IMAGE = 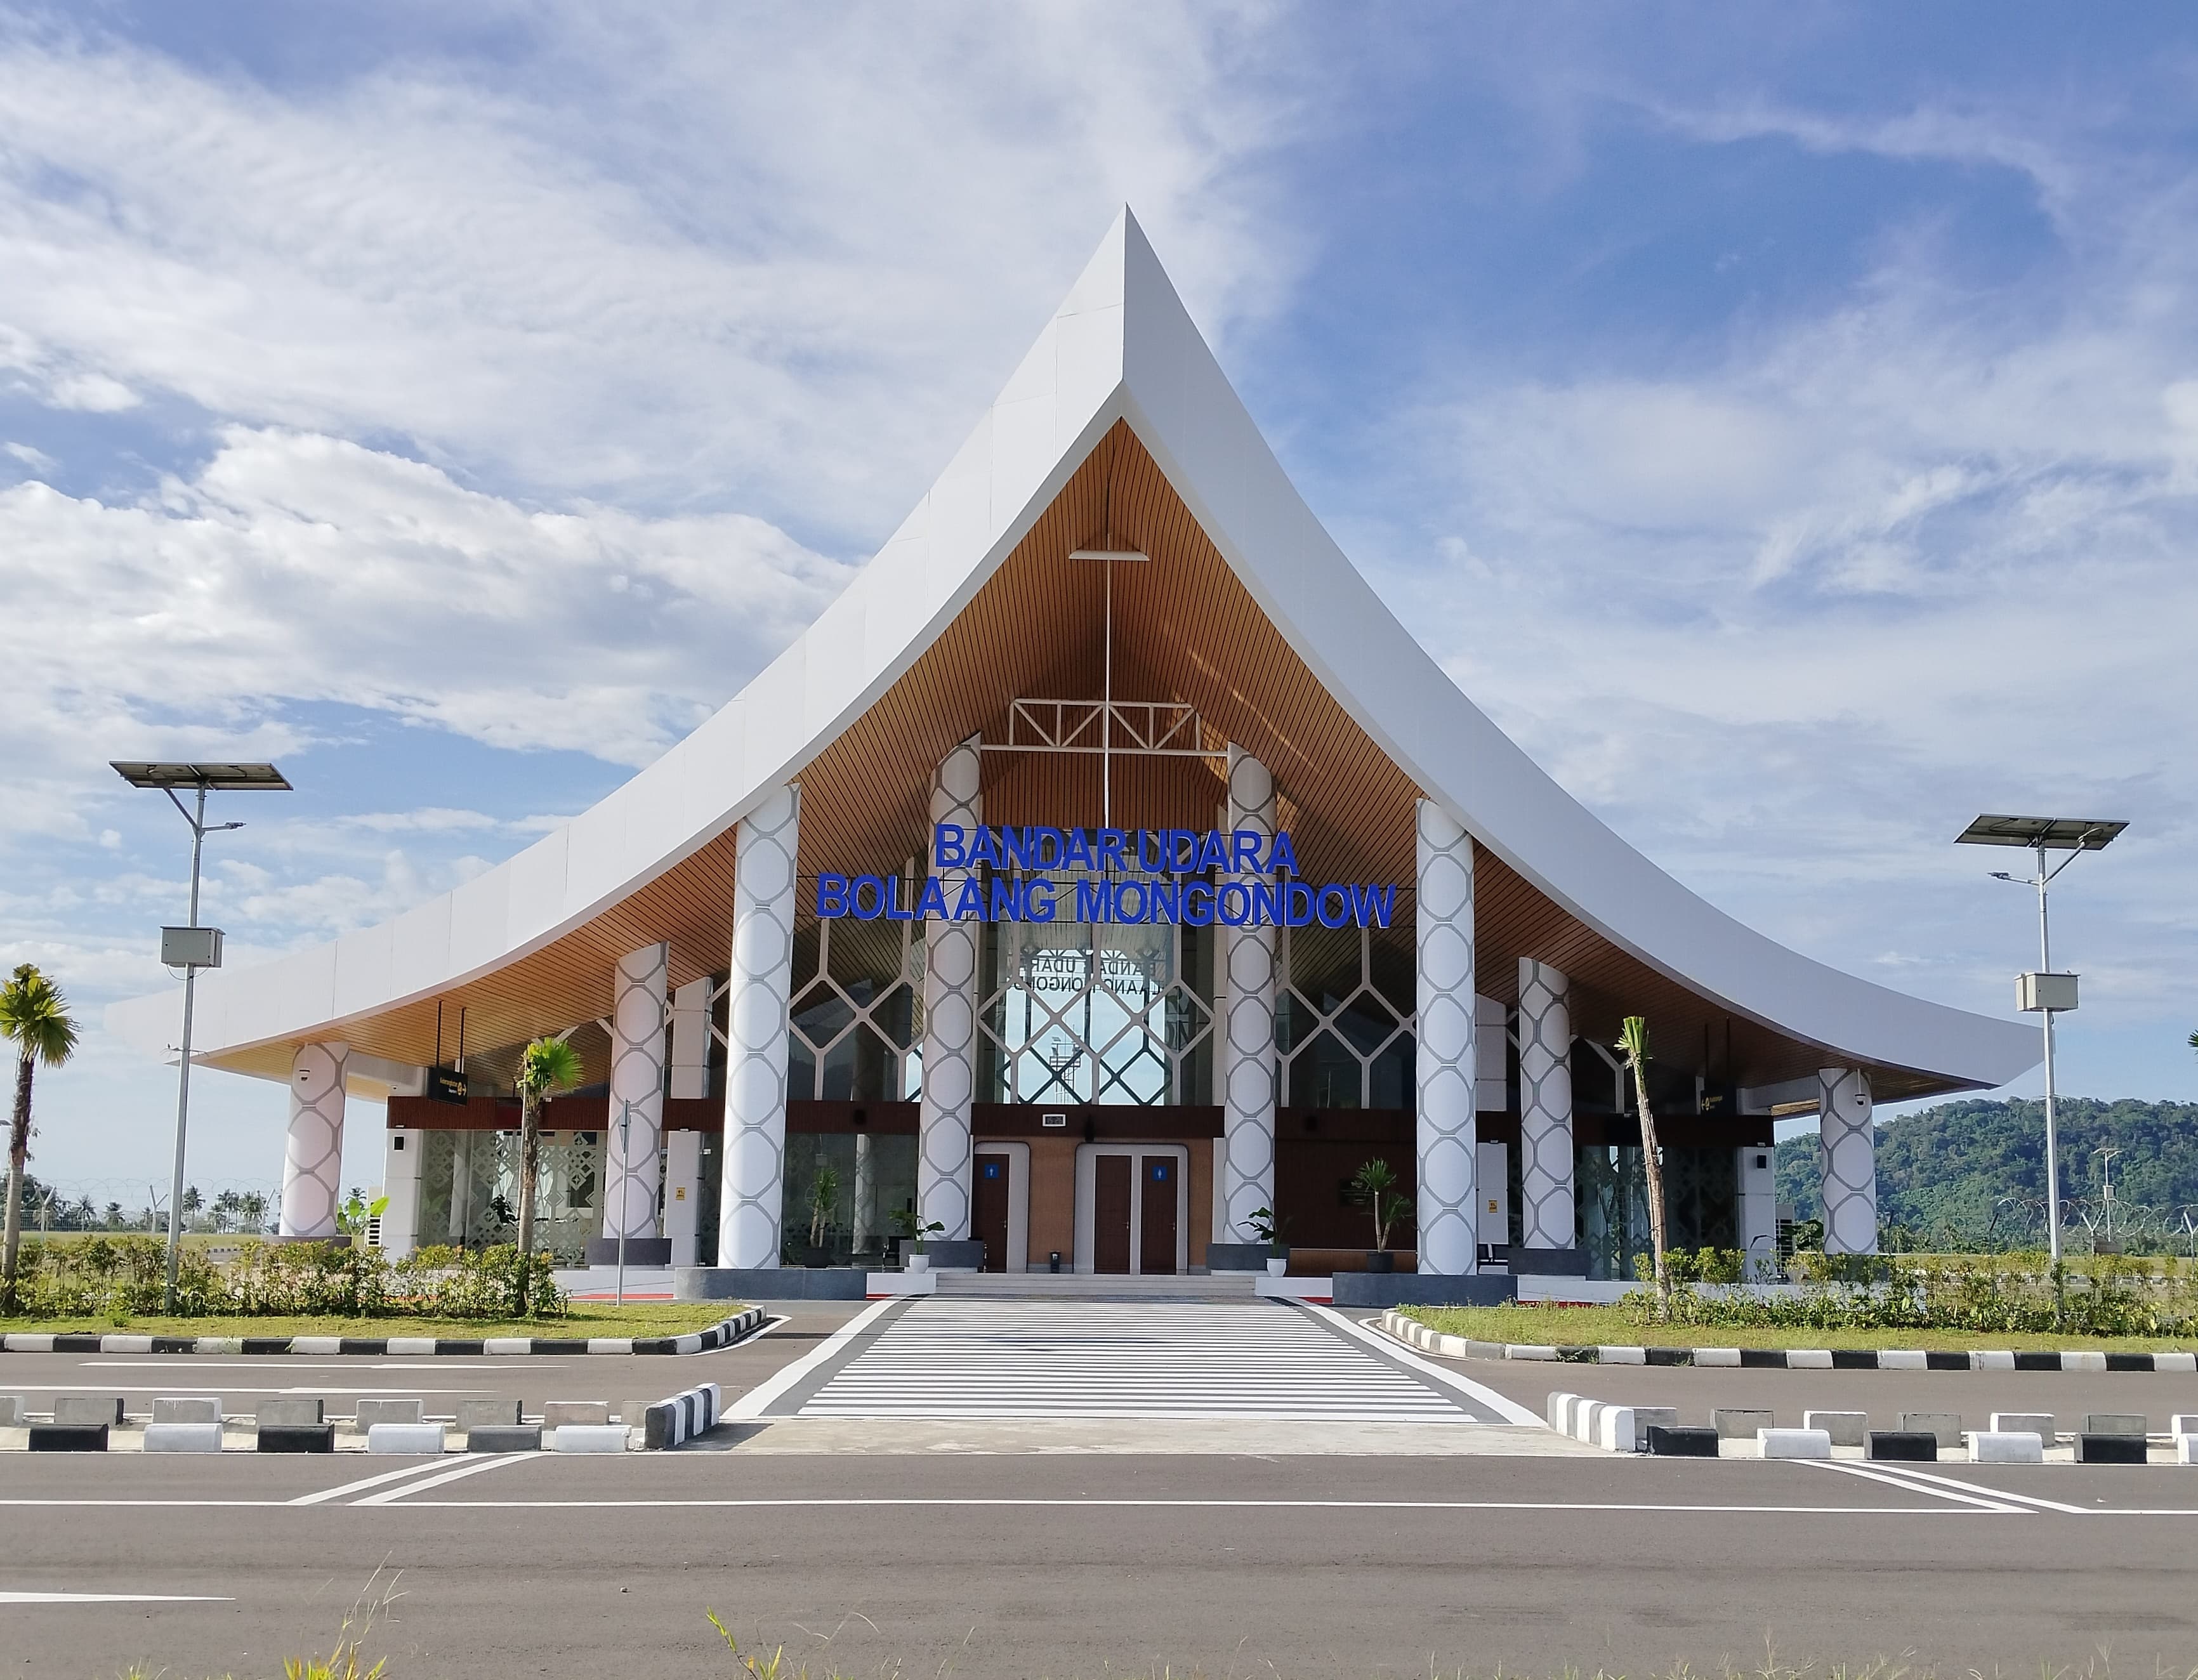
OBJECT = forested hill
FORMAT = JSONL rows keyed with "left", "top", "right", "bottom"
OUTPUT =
{"left": 1775, "top": 1098, "right": 2198, "bottom": 1250}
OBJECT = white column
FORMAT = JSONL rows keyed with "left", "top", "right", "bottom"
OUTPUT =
{"left": 379, "top": 1127, "right": 422, "bottom": 1258}
{"left": 1819, "top": 1067, "right": 1878, "bottom": 1255}
{"left": 1414, "top": 801, "right": 1477, "bottom": 1276}
{"left": 919, "top": 736, "right": 982, "bottom": 1240}
{"left": 669, "top": 976, "right": 712, "bottom": 1100}
{"left": 1219, "top": 744, "right": 1279, "bottom": 1243}
{"left": 279, "top": 1040, "right": 348, "bottom": 1239}
{"left": 1517, "top": 957, "right": 1575, "bottom": 1253}
{"left": 600, "top": 942, "right": 669, "bottom": 1244}
{"left": 720, "top": 785, "right": 801, "bottom": 1270}
{"left": 852, "top": 1132, "right": 876, "bottom": 1254}
{"left": 662, "top": 1129, "right": 702, "bottom": 1266}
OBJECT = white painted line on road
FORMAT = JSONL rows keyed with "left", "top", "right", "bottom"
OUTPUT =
{"left": 1793, "top": 1460, "right": 2029, "bottom": 1514}
{"left": 1309, "top": 1306, "right": 1543, "bottom": 1426}
{"left": 77, "top": 1360, "right": 536, "bottom": 1372}
{"left": 382, "top": 1495, "right": 1997, "bottom": 1516}
{"left": 354, "top": 1452, "right": 539, "bottom": 1505}
{"left": 0, "top": 1591, "right": 233, "bottom": 1604}
{"left": 1826, "top": 1460, "right": 2091, "bottom": 1514}
{"left": 289, "top": 1457, "right": 464, "bottom": 1506}
{"left": 721, "top": 1299, "right": 898, "bottom": 1421}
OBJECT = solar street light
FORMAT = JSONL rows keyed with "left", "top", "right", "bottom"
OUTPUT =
{"left": 111, "top": 761, "right": 293, "bottom": 1309}
{"left": 1955, "top": 813, "right": 2126, "bottom": 1268}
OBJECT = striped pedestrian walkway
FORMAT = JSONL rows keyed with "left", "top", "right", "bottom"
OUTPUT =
{"left": 796, "top": 1299, "right": 1500, "bottom": 1422}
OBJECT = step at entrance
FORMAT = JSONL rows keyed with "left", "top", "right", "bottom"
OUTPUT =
{"left": 934, "top": 1270, "right": 1259, "bottom": 1301}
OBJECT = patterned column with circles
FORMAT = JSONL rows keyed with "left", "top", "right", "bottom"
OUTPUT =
{"left": 919, "top": 737, "right": 983, "bottom": 1241}
{"left": 1219, "top": 744, "right": 1279, "bottom": 1242}
{"left": 279, "top": 1040, "right": 349, "bottom": 1238}
{"left": 720, "top": 785, "right": 801, "bottom": 1270}
{"left": 1415, "top": 801, "right": 1478, "bottom": 1276}
{"left": 600, "top": 942, "right": 669, "bottom": 1244}
{"left": 1819, "top": 1066, "right": 1878, "bottom": 1255}
{"left": 1517, "top": 957, "right": 1576, "bottom": 1252}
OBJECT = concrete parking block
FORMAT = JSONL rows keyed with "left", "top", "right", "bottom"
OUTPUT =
{"left": 2171, "top": 1414, "right": 2198, "bottom": 1438}
{"left": 1868, "top": 1431, "right": 1938, "bottom": 1462}
{"left": 1758, "top": 1427, "right": 1832, "bottom": 1459}
{"left": 29, "top": 1424, "right": 109, "bottom": 1451}
{"left": 550, "top": 1424, "right": 629, "bottom": 1454}
{"left": 1802, "top": 1410, "right": 1868, "bottom": 1447}
{"left": 1646, "top": 1426, "right": 1719, "bottom": 1457}
{"left": 456, "top": 1399, "right": 522, "bottom": 1431}
{"left": 1991, "top": 1412, "right": 2055, "bottom": 1441}
{"left": 2076, "top": 1433, "right": 2147, "bottom": 1464}
{"left": 256, "top": 1398, "right": 324, "bottom": 1427}
{"left": 2083, "top": 1412, "right": 2147, "bottom": 1438}
{"left": 2176, "top": 1436, "right": 2198, "bottom": 1466}
{"left": 542, "top": 1401, "right": 611, "bottom": 1427}
{"left": 466, "top": 1424, "right": 542, "bottom": 1453}
{"left": 1712, "top": 1407, "right": 1773, "bottom": 1439}
{"left": 355, "top": 1398, "right": 424, "bottom": 1427}
{"left": 1971, "top": 1431, "right": 2045, "bottom": 1464}
{"left": 256, "top": 1423, "right": 336, "bottom": 1454}
{"left": 0, "top": 1396, "right": 25, "bottom": 1426}
{"left": 152, "top": 1396, "right": 222, "bottom": 1424}
{"left": 366, "top": 1422, "right": 447, "bottom": 1455}
{"left": 53, "top": 1396, "right": 125, "bottom": 1426}
{"left": 144, "top": 1422, "right": 224, "bottom": 1454}
{"left": 1899, "top": 1411, "right": 1963, "bottom": 1447}
{"left": 1630, "top": 1407, "right": 1678, "bottom": 1450}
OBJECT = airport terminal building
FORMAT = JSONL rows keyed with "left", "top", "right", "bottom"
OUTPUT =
{"left": 112, "top": 213, "right": 2036, "bottom": 1289}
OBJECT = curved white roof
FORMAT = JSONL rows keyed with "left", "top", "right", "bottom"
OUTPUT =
{"left": 110, "top": 210, "right": 2037, "bottom": 1093}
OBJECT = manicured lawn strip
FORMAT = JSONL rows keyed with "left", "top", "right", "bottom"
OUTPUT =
{"left": 0, "top": 1302, "right": 742, "bottom": 1340}
{"left": 1398, "top": 1304, "right": 2198, "bottom": 1354}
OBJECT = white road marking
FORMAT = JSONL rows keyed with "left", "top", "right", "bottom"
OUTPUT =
{"left": 289, "top": 1457, "right": 466, "bottom": 1506}
{"left": 336, "top": 1496, "right": 1997, "bottom": 1516}
{"left": 1302, "top": 1305, "right": 1544, "bottom": 1425}
{"left": 353, "top": 1452, "right": 539, "bottom": 1505}
{"left": 1794, "top": 1459, "right": 2030, "bottom": 1513}
{"left": 77, "top": 1360, "right": 536, "bottom": 1372}
{"left": 721, "top": 1299, "right": 898, "bottom": 1421}
{"left": 797, "top": 1301, "right": 1508, "bottom": 1422}
{"left": 1825, "top": 1460, "right": 2092, "bottom": 1514}
{"left": 0, "top": 1591, "right": 232, "bottom": 1604}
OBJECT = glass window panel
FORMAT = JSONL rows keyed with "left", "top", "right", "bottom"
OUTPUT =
{"left": 1288, "top": 1028, "right": 1363, "bottom": 1109}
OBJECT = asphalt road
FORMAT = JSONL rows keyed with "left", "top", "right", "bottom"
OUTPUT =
{"left": 5, "top": 1447, "right": 2198, "bottom": 1677}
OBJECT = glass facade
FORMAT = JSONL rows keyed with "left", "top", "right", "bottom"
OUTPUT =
{"left": 1576, "top": 1144, "right": 1739, "bottom": 1281}
{"left": 413, "top": 1127, "right": 603, "bottom": 1264}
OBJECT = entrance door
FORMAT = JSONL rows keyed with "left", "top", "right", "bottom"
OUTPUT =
{"left": 1093, "top": 1155, "right": 1133, "bottom": 1274}
{"left": 1140, "top": 1156, "right": 1178, "bottom": 1275}
{"left": 974, "top": 1152, "right": 1011, "bottom": 1273}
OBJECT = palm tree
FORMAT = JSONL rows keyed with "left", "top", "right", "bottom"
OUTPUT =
{"left": 513, "top": 1036, "right": 582, "bottom": 1263}
{"left": 2, "top": 964, "right": 80, "bottom": 1307}
{"left": 1614, "top": 1015, "right": 1672, "bottom": 1317}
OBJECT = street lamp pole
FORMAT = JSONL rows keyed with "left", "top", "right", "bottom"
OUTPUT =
{"left": 166, "top": 781, "right": 213, "bottom": 1311}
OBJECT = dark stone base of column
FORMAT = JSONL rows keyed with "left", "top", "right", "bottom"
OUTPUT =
{"left": 911, "top": 1238, "right": 986, "bottom": 1271}
{"left": 1509, "top": 1246, "right": 1587, "bottom": 1275}
{"left": 1330, "top": 1273, "right": 1519, "bottom": 1308}
{"left": 1204, "top": 1242, "right": 1275, "bottom": 1272}
{"left": 584, "top": 1237, "right": 674, "bottom": 1266}
{"left": 672, "top": 1266, "right": 871, "bottom": 1301}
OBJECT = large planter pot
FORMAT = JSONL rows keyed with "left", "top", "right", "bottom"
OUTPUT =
{"left": 1265, "top": 1257, "right": 1287, "bottom": 1278}
{"left": 907, "top": 1252, "right": 930, "bottom": 1273}
{"left": 1366, "top": 1250, "right": 1395, "bottom": 1274}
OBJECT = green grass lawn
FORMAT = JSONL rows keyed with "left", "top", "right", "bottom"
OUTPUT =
{"left": 1399, "top": 1304, "right": 2198, "bottom": 1353}
{"left": 0, "top": 1301, "right": 743, "bottom": 1339}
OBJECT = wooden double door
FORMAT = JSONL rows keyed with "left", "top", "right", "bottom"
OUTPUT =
{"left": 1083, "top": 1146, "right": 1185, "bottom": 1275}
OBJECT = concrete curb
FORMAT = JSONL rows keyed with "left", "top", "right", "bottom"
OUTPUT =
{"left": 0, "top": 1307, "right": 767, "bottom": 1358}
{"left": 1378, "top": 1311, "right": 2198, "bottom": 1373}
{"left": 643, "top": 1381, "right": 721, "bottom": 1450}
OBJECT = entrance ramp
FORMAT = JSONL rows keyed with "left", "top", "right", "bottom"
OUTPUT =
{"left": 934, "top": 1271, "right": 1259, "bottom": 1302}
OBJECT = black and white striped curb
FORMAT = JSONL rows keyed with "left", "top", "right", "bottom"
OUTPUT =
{"left": 1377, "top": 1309, "right": 2198, "bottom": 1373}
{"left": 1, "top": 1306, "right": 766, "bottom": 1358}
{"left": 643, "top": 1381, "right": 722, "bottom": 1449}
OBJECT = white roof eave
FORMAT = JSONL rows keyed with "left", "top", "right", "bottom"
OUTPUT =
{"left": 108, "top": 209, "right": 2037, "bottom": 1093}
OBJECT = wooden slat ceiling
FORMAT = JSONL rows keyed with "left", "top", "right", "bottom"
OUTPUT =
{"left": 214, "top": 422, "right": 1955, "bottom": 1100}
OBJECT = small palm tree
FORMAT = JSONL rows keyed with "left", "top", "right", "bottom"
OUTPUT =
{"left": 1352, "top": 1157, "right": 1407, "bottom": 1251}
{"left": 513, "top": 1037, "right": 583, "bottom": 1266}
{"left": 1615, "top": 1015, "right": 1673, "bottom": 1317}
{"left": 2, "top": 964, "right": 80, "bottom": 1307}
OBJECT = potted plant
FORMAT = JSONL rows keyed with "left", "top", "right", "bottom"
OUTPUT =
{"left": 1248, "top": 1206, "right": 1290, "bottom": 1276}
{"left": 890, "top": 1207, "right": 945, "bottom": 1271}
{"left": 1352, "top": 1158, "right": 1409, "bottom": 1273}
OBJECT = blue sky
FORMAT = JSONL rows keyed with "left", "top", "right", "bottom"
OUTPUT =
{"left": 3, "top": 3, "right": 2194, "bottom": 1200}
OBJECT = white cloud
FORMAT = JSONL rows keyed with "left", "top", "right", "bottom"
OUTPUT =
{"left": 43, "top": 371, "right": 140, "bottom": 412}
{"left": 4, "top": 439, "right": 55, "bottom": 469}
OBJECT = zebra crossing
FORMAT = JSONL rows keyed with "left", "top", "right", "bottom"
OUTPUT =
{"left": 794, "top": 1299, "right": 1504, "bottom": 1422}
